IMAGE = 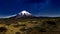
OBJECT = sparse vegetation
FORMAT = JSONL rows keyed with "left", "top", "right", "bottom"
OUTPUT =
{"left": 32, "top": 27, "right": 46, "bottom": 32}
{"left": 0, "top": 18, "right": 60, "bottom": 34}
{"left": 20, "top": 27, "right": 26, "bottom": 32}
{"left": 46, "top": 21, "right": 56, "bottom": 25}
{"left": 0, "top": 27, "right": 7, "bottom": 32}
{"left": 0, "top": 27, "right": 7, "bottom": 34}
{"left": 15, "top": 32, "right": 20, "bottom": 34}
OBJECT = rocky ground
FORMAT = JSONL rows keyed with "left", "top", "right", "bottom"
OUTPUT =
{"left": 0, "top": 18, "right": 60, "bottom": 34}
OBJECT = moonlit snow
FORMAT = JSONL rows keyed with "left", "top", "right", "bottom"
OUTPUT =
{"left": 19, "top": 10, "right": 32, "bottom": 16}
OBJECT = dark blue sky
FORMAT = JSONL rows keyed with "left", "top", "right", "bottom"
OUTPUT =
{"left": 0, "top": 0, "right": 60, "bottom": 17}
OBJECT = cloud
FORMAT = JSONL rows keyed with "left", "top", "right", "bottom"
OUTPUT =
{"left": 0, "top": 14, "right": 17, "bottom": 18}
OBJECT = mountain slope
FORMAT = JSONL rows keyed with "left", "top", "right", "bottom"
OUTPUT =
{"left": 10, "top": 10, "right": 35, "bottom": 18}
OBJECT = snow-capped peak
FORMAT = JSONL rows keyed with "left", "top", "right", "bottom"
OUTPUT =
{"left": 10, "top": 10, "right": 35, "bottom": 18}
{"left": 18, "top": 10, "right": 32, "bottom": 16}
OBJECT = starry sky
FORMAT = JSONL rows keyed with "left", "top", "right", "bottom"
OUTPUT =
{"left": 0, "top": 0, "right": 60, "bottom": 18}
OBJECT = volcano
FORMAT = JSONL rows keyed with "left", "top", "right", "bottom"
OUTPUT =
{"left": 12, "top": 10, "right": 35, "bottom": 18}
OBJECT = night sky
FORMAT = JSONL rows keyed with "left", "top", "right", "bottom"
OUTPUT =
{"left": 0, "top": 0, "right": 60, "bottom": 18}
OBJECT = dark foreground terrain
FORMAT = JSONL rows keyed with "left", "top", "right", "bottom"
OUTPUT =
{"left": 0, "top": 17, "right": 60, "bottom": 34}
